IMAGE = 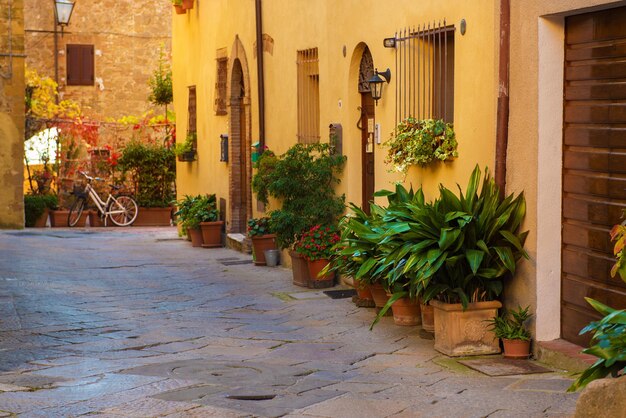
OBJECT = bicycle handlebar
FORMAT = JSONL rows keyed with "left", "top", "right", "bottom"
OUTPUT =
{"left": 77, "top": 171, "right": 104, "bottom": 182}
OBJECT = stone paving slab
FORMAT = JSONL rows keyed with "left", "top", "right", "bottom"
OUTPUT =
{"left": 0, "top": 228, "right": 580, "bottom": 417}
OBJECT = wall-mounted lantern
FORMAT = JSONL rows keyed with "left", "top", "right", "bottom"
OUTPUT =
{"left": 220, "top": 134, "right": 228, "bottom": 162}
{"left": 368, "top": 68, "right": 391, "bottom": 105}
{"left": 54, "top": 0, "right": 75, "bottom": 34}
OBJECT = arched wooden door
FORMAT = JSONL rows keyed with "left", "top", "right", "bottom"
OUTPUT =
{"left": 358, "top": 46, "right": 375, "bottom": 213}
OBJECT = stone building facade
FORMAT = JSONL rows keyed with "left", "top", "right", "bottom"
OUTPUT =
{"left": 0, "top": 0, "right": 26, "bottom": 228}
{"left": 24, "top": 0, "right": 172, "bottom": 120}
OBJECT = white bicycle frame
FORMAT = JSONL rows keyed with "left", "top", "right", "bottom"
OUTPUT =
{"left": 83, "top": 182, "right": 127, "bottom": 219}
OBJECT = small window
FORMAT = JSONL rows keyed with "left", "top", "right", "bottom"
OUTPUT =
{"left": 66, "top": 44, "right": 94, "bottom": 86}
{"left": 214, "top": 57, "right": 228, "bottom": 116}
{"left": 188, "top": 86, "right": 197, "bottom": 134}
{"left": 296, "top": 48, "right": 320, "bottom": 143}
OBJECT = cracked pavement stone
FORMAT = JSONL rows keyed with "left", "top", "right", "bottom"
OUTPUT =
{"left": 0, "top": 228, "right": 580, "bottom": 417}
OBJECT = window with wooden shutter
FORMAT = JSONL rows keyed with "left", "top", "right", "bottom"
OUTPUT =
{"left": 66, "top": 44, "right": 94, "bottom": 86}
{"left": 214, "top": 57, "right": 228, "bottom": 115}
{"left": 296, "top": 48, "right": 320, "bottom": 143}
{"left": 188, "top": 86, "right": 197, "bottom": 133}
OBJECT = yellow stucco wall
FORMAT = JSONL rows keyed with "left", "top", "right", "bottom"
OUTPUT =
{"left": 0, "top": 0, "right": 25, "bottom": 229}
{"left": 173, "top": 0, "right": 499, "bottom": 229}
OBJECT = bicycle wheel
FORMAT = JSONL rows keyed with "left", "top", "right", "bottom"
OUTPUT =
{"left": 68, "top": 198, "right": 86, "bottom": 227}
{"left": 108, "top": 195, "right": 138, "bottom": 226}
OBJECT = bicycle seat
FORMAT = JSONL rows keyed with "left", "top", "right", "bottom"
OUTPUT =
{"left": 109, "top": 184, "right": 122, "bottom": 190}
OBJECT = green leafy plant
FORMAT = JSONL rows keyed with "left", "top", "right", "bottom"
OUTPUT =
{"left": 247, "top": 217, "right": 273, "bottom": 237}
{"left": 118, "top": 141, "right": 176, "bottom": 207}
{"left": 252, "top": 143, "right": 346, "bottom": 249}
{"left": 174, "top": 132, "right": 196, "bottom": 158}
{"left": 24, "top": 194, "right": 58, "bottom": 227}
{"left": 148, "top": 47, "right": 173, "bottom": 112}
{"left": 174, "top": 194, "right": 218, "bottom": 230}
{"left": 295, "top": 225, "right": 340, "bottom": 261}
{"left": 385, "top": 118, "right": 457, "bottom": 175}
{"left": 171, "top": 0, "right": 183, "bottom": 5}
{"left": 487, "top": 305, "right": 532, "bottom": 341}
{"left": 568, "top": 220, "right": 626, "bottom": 392}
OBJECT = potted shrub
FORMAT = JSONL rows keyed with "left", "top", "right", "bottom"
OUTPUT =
{"left": 118, "top": 140, "right": 176, "bottom": 226}
{"left": 196, "top": 194, "right": 222, "bottom": 248}
{"left": 175, "top": 132, "right": 197, "bottom": 162}
{"left": 295, "top": 224, "right": 340, "bottom": 288}
{"left": 247, "top": 217, "right": 277, "bottom": 266}
{"left": 172, "top": 0, "right": 186, "bottom": 14}
{"left": 24, "top": 194, "right": 58, "bottom": 227}
{"left": 174, "top": 195, "right": 203, "bottom": 247}
{"left": 487, "top": 305, "right": 532, "bottom": 359}
{"left": 568, "top": 219, "right": 626, "bottom": 392}
{"left": 400, "top": 166, "right": 528, "bottom": 356}
{"left": 252, "top": 143, "right": 346, "bottom": 285}
{"left": 384, "top": 118, "right": 458, "bottom": 177}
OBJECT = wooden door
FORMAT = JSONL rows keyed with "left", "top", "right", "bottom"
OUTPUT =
{"left": 562, "top": 6, "right": 626, "bottom": 345}
{"left": 361, "top": 93, "right": 375, "bottom": 213}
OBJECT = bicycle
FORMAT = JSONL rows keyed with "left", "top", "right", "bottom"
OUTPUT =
{"left": 68, "top": 171, "right": 139, "bottom": 227}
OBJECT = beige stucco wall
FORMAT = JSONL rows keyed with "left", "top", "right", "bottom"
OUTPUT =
{"left": 24, "top": 0, "right": 172, "bottom": 120}
{"left": 173, "top": 0, "right": 499, "bottom": 231}
{"left": 508, "top": 0, "right": 624, "bottom": 341}
{"left": 0, "top": 0, "right": 25, "bottom": 229}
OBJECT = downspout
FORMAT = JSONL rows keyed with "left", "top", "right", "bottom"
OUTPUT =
{"left": 495, "top": 0, "right": 510, "bottom": 198}
{"left": 255, "top": 0, "right": 265, "bottom": 150}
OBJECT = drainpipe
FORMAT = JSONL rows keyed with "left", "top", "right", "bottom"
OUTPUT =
{"left": 495, "top": 0, "right": 510, "bottom": 198}
{"left": 255, "top": 0, "right": 266, "bottom": 150}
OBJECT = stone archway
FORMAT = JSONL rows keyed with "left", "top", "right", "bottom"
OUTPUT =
{"left": 227, "top": 36, "right": 252, "bottom": 234}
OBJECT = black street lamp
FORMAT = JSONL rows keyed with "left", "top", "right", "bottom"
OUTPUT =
{"left": 368, "top": 68, "right": 391, "bottom": 105}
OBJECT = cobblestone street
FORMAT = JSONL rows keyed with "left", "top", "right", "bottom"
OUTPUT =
{"left": 0, "top": 228, "right": 580, "bottom": 417}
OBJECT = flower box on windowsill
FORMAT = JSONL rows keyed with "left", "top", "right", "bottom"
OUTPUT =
{"left": 177, "top": 151, "right": 196, "bottom": 162}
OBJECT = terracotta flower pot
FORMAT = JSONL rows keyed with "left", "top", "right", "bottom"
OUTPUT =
{"left": 50, "top": 210, "right": 67, "bottom": 227}
{"left": 390, "top": 296, "right": 421, "bottom": 326}
{"left": 32, "top": 208, "right": 49, "bottom": 228}
{"left": 368, "top": 283, "right": 389, "bottom": 309}
{"left": 290, "top": 250, "right": 310, "bottom": 287}
{"left": 355, "top": 282, "right": 373, "bottom": 301}
{"left": 182, "top": 0, "right": 194, "bottom": 9}
{"left": 187, "top": 227, "right": 203, "bottom": 247}
{"left": 200, "top": 221, "right": 223, "bottom": 248}
{"left": 174, "top": 4, "right": 186, "bottom": 14}
{"left": 132, "top": 207, "right": 172, "bottom": 226}
{"left": 502, "top": 338, "right": 531, "bottom": 359}
{"left": 89, "top": 210, "right": 106, "bottom": 227}
{"left": 431, "top": 299, "right": 502, "bottom": 357}
{"left": 307, "top": 258, "right": 334, "bottom": 281}
{"left": 420, "top": 301, "right": 435, "bottom": 333}
{"left": 251, "top": 234, "right": 277, "bottom": 265}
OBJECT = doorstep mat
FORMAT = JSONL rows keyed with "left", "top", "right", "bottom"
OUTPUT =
{"left": 323, "top": 289, "right": 357, "bottom": 299}
{"left": 458, "top": 358, "right": 553, "bottom": 376}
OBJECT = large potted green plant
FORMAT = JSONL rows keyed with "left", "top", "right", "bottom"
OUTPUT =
{"left": 252, "top": 143, "right": 346, "bottom": 286}
{"left": 247, "top": 217, "right": 277, "bottom": 266}
{"left": 118, "top": 140, "right": 176, "bottom": 226}
{"left": 174, "top": 195, "right": 202, "bottom": 246}
{"left": 397, "top": 166, "right": 528, "bottom": 356}
{"left": 196, "top": 194, "right": 222, "bottom": 248}
{"left": 24, "top": 194, "right": 58, "bottom": 227}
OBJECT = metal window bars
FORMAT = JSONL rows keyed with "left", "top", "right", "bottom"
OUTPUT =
{"left": 394, "top": 21, "right": 455, "bottom": 127}
{"left": 296, "top": 48, "right": 320, "bottom": 144}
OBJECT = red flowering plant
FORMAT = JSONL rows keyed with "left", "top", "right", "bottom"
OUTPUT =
{"left": 294, "top": 224, "right": 341, "bottom": 261}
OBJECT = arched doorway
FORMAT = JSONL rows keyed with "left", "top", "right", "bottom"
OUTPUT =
{"left": 358, "top": 46, "right": 376, "bottom": 213}
{"left": 228, "top": 37, "right": 252, "bottom": 234}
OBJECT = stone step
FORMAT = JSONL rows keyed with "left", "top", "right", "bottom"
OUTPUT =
{"left": 536, "top": 339, "right": 596, "bottom": 373}
{"left": 226, "top": 233, "right": 252, "bottom": 254}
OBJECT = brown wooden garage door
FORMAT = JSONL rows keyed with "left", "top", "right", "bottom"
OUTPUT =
{"left": 562, "top": 7, "right": 626, "bottom": 346}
